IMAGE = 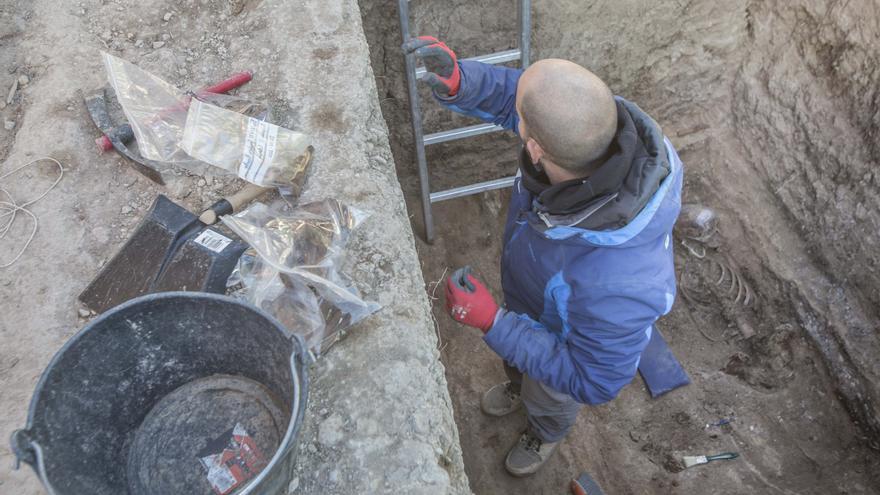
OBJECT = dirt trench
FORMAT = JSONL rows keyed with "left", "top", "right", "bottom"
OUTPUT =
{"left": 359, "top": 0, "right": 880, "bottom": 493}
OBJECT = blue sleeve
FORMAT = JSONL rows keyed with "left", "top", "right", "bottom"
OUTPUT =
{"left": 484, "top": 286, "right": 665, "bottom": 405}
{"left": 435, "top": 60, "right": 522, "bottom": 131}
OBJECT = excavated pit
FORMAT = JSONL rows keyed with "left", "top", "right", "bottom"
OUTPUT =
{"left": 359, "top": 0, "right": 880, "bottom": 493}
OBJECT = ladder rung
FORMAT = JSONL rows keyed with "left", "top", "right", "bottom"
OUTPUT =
{"left": 430, "top": 176, "right": 517, "bottom": 203}
{"left": 416, "top": 49, "right": 521, "bottom": 78}
{"left": 424, "top": 123, "right": 504, "bottom": 146}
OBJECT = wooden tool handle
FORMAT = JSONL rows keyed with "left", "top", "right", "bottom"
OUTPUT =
{"left": 225, "top": 183, "right": 271, "bottom": 211}
{"left": 199, "top": 183, "right": 271, "bottom": 225}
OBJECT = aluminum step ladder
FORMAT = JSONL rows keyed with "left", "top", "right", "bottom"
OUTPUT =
{"left": 397, "top": 0, "right": 531, "bottom": 242}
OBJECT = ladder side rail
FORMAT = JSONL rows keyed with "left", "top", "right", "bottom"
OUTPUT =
{"left": 398, "top": 0, "right": 436, "bottom": 241}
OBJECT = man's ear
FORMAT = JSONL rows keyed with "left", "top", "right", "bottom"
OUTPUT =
{"left": 525, "top": 138, "right": 544, "bottom": 165}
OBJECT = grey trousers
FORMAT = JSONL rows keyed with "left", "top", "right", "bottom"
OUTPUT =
{"left": 505, "top": 362, "right": 581, "bottom": 443}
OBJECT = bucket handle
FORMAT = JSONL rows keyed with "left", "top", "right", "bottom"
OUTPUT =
{"left": 9, "top": 430, "right": 60, "bottom": 495}
{"left": 10, "top": 428, "right": 35, "bottom": 469}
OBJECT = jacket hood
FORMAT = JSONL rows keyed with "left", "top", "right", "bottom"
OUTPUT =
{"left": 520, "top": 97, "right": 682, "bottom": 248}
{"left": 521, "top": 97, "right": 670, "bottom": 229}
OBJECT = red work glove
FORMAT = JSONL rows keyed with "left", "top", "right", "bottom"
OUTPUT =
{"left": 445, "top": 266, "right": 499, "bottom": 333}
{"left": 402, "top": 36, "right": 461, "bottom": 96}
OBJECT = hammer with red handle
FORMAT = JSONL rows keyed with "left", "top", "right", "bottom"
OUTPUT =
{"left": 95, "top": 71, "right": 253, "bottom": 153}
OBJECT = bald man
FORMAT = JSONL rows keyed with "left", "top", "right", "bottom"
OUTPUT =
{"left": 405, "top": 37, "right": 682, "bottom": 476}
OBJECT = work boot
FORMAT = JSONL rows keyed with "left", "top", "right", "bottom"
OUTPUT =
{"left": 505, "top": 427, "right": 561, "bottom": 477}
{"left": 481, "top": 381, "right": 523, "bottom": 417}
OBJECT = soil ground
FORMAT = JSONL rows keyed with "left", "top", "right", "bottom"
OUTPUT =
{"left": 359, "top": 0, "right": 880, "bottom": 493}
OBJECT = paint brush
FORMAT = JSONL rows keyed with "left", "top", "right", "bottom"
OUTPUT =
{"left": 682, "top": 452, "right": 739, "bottom": 468}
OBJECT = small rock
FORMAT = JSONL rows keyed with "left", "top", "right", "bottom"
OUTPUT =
{"left": 307, "top": 443, "right": 317, "bottom": 454}
{"left": 78, "top": 308, "right": 90, "bottom": 318}
{"left": 4, "top": 120, "right": 15, "bottom": 131}
{"left": 135, "top": 39, "right": 144, "bottom": 48}
{"left": 736, "top": 319, "right": 756, "bottom": 339}
{"left": 6, "top": 79, "right": 18, "bottom": 104}
{"left": 152, "top": 41, "right": 165, "bottom": 49}
{"left": 121, "top": 205, "right": 132, "bottom": 214}
{"left": 287, "top": 478, "right": 299, "bottom": 493}
{"left": 855, "top": 202, "right": 868, "bottom": 220}
{"left": 163, "top": 12, "right": 173, "bottom": 21}
{"left": 101, "top": 30, "right": 112, "bottom": 41}
{"left": 18, "top": 75, "right": 29, "bottom": 86}
{"left": 317, "top": 414, "right": 344, "bottom": 446}
{"left": 162, "top": 33, "right": 170, "bottom": 41}
{"left": 197, "top": 178, "right": 207, "bottom": 187}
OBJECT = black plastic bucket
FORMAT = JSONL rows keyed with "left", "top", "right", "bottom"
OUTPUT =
{"left": 11, "top": 292, "right": 309, "bottom": 495}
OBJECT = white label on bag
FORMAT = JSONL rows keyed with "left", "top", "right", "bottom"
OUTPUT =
{"left": 238, "top": 118, "right": 279, "bottom": 184}
{"left": 194, "top": 229, "right": 233, "bottom": 253}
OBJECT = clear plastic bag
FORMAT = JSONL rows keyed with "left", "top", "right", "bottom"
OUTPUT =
{"left": 228, "top": 252, "right": 327, "bottom": 351}
{"left": 103, "top": 53, "right": 312, "bottom": 188}
{"left": 223, "top": 200, "right": 379, "bottom": 354}
{"left": 181, "top": 99, "right": 313, "bottom": 188}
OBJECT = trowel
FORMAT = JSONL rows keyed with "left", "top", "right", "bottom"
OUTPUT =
{"left": 79, "top": 184, "right": 270, "bottom": 314}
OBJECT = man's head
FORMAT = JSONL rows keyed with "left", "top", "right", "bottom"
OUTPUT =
{"left": 515, "top": 59, "right": 618, "bottom": 182}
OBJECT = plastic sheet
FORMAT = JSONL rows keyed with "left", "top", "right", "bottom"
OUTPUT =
{"left": 103, "top": 53, "right": 312, "bottom": 188}
{"left": 223, "top": 200, "right": 379, "bottom": 353}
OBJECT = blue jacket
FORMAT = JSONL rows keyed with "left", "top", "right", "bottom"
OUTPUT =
{"left": 438, "top": 61, "right": 683, "bottom": 405}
